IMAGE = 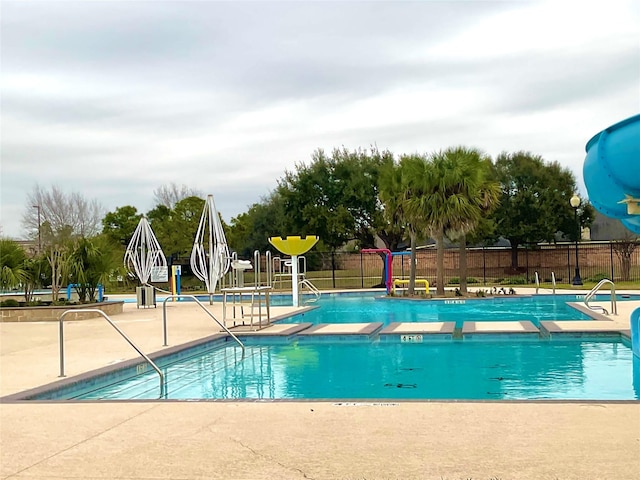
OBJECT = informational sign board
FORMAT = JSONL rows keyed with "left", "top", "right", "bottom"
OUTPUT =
{"left": 151, "top": 266, "right": 169, "bottom": 283}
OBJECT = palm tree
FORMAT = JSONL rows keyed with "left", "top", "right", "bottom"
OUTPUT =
{"left": 21, "top": 256, "right": 47, "bottom": 303}
{"left": 378, "top": 155, "right": 426, "bottom": 295}
{"left": 404, "top": 148, "right": 498, "bottom": 296}
{"left": 438, "top": 147, "right": 500, "bottom": 295}
{"left": 0, "top": 239, "right": 27, "bottom": 292}
{"left": 68, "top": 236, "right": 120, "bottom": 302}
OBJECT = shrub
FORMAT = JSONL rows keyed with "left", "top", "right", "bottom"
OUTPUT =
{"left": 500, "top": 276, "right": 527, "bottom": 285}
{"left": 586, "top": 272, "right": 609, "bottom": 283}
{"left": 0, "top": 299, "right": 20, "bottom": 307}
{"left": 448, "top": 277, "right": 479, "bottom": 285}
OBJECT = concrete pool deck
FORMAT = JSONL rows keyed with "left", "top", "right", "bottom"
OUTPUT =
{"left": 1, "top": 289, "right": 639, "bottom": 479}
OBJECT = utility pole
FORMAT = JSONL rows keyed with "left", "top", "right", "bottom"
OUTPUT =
{"left": 33, "top": 205, "right": 42, "bottom": 253}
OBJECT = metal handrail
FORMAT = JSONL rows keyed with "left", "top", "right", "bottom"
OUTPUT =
{"left": 254, "top": 250, "right": 261, "bottom": 287}
{"left": 59, "top": 309, "right": 165, "bottom": 398}
{"left": 299, "top": 279, "right": 321, "bottom": 303}
{"left": 265, "top": 251, "right": 272, "bottom": 287}
{"left": 534, "top": 272, "right": 540, "bottom": 294}
{"left": 584, "top": 279, "right": 617, "bottom": 315}
{"left": 162, "top": 295, "right": 245, "bottom": 355}
{"left": 230, "top": 252, "right": 239, "bottom": 287}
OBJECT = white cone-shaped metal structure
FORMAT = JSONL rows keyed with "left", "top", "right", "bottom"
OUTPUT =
{"left": 124, "top": 217, "right": 168, "bottom": 285}
{"left": 190, "top": 194, "right": 230, "bottom": 295}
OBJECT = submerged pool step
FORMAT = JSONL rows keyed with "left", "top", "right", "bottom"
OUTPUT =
{"left": 461, "top": 321, "right": 540, "bottom": 341}
{"left": 75, "top": 342, "right": 249, "bottom": 400}
{"left": 378, "top": 322, "right": 455, "bottom": 342}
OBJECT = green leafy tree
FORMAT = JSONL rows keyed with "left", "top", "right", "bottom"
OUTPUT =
{"left": 277, "top": 147, "right": 399, "bottom": 252}
{"left": 492, "top": 152, "right": 593, "bottom": 269}
{"left": 147, "top": 196, "right": 205, "bottom": 261}
{"left": 227, "top": 193, "right": 288, "bottom": 257}
{"left": 102, "top": 205, "right": 143, "bottom": 246}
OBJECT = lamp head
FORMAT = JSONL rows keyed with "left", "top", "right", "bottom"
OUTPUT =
{"left": 570, "top": 194, "right": 581, "bottom": 209}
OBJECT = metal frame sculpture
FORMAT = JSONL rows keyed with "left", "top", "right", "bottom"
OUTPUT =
{"left": 190, "top": 194, "right": 231, "bottom": 301}
{"left": 124, "top": 217, "right": 167, "bottom": 285}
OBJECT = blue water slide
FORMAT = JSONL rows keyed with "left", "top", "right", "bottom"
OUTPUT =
{"left": 632, "top": 308, "right": 640, "bottom": 359}
{"left": 583, "top": 114, "right": 640, "bottom": 234}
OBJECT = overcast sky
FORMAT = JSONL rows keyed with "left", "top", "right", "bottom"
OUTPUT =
{"left": 1, "top": 0, "right": 639, "bottom": 239}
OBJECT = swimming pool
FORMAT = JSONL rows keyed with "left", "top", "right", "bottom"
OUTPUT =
{"left": 279, "top": 292, "right": 633, "bottom": 328}
{"left": 17, "top": 291, "right": 638, "bottom": 402}
{"left": 28, "top": 336, "right": 639, "bottom": 401}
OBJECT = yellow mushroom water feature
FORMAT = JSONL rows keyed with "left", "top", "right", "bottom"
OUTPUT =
{"left": 268, "top": 235, "right": 319, "bottom": 307}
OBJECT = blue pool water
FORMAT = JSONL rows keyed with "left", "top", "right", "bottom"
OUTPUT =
{"left": 33, "top": 337, "right": 639, "bottom": 401}
{"left": 280, "top": 293, "right": 631, "bottom": 328}
{"left": 30, "top": 291, "right": 638, "bottom": 401}
{"left": 145, "top": 291, "right": 635, "bottom": 328}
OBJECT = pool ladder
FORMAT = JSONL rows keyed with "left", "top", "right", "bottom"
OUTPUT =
{"left": 534, "top": 272, "right": 556, "bottom": 294}
{"left": 584, "top": 279, "right": 617, "bottom": 315}
{"left": 59, "top": 309, "right": 166, "bottom": 398}
{"left": 299, "top": 278, "right": 321, "bottom": 303}
{"left": 161, "top": 294, "right": 245, "bottom": 354}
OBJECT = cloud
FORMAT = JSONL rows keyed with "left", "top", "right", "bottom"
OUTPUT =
{"left": 1, "top": 0, "right": 638, "bottom": 239}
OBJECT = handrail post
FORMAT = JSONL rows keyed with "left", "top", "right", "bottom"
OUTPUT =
{"left": 611, "top": 283, "right": 617, "bottom": 315}
{"left": 265, "top": 251, "right": 272, "bottom": 287}
{"left": 59, "top": 314, "right": 66, "bottom": 377}
{"left": 584, "top": 279, "right": 617, "bottom": 315}
{"left": 254, "top": 250, "right": 261, "bottom": 288}
{"left": 534, "top": 272, "right": 539, "bottom": 294}
{"left": 551, "top": 272, "right": 556, "bottom": 295}
{"left": 59, "top": 309, "right": 165, "bottom": 398}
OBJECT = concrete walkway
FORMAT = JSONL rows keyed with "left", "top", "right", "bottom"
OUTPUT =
{"left": 1, "top": 292, "right": 639, "bottom": 479}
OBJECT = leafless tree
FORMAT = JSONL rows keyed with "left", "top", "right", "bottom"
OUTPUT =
{"left": 153, "top": 183, "right": 203, "bottom": 208}
{"left": 22, "top": 185, "right": 105, "bottom": 240}
{"left": 612, "top": 233, "right": 639, "bottom": 281}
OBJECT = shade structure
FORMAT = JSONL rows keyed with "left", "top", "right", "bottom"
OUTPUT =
{"left": 124, "top": 217, "right": 167, "bottom": 285}
{"left": 190, "top": 194, "right": 231, "bottom": 294}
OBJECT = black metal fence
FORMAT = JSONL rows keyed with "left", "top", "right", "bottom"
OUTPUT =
{"left": 172, "top": 241, "right": 639, "bottom": 291}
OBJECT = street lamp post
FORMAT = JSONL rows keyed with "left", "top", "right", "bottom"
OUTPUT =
{"left": 570, "top": 194, "right": 582, "bottom": 286}
{"left": 33, "top": 205, "right": 41, "bottom": 253}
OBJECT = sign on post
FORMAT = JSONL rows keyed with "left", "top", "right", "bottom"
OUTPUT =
{"left": 151, "top": 266, "right": 168, "bottom": 283}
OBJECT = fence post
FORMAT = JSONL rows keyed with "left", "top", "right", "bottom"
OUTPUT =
{"left": 567, "top": 246, "right": 571, "bottom": 283}
{"left": 360, "top": 252, "right": 364, "bottom": 289}
{"left": 482, "top": 246, "right": 486, "bottom": 285}
{"left": 610, "top": 242, "right": 615, "bottom": 281}
{"left": 331, "top": 252, "right": 336, "bottom": 289}
{"left": 525, "top": 247, "right": 529, "bottom": 283}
